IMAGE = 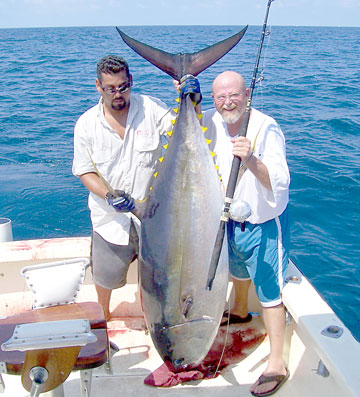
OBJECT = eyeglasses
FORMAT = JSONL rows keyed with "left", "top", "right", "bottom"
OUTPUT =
{"left": 214, "top": 92, "right": 244, "bottom": 103}
{"left": 100, "top": 80, "right": 132, "bottom": 95}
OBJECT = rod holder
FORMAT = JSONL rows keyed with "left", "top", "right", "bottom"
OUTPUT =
{"left": 29, "top": 367, "right": 49, "bottom": 397}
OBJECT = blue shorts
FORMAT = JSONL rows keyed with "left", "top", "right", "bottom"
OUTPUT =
{"left": 227, "top": 207, "right": 290, "bottom": 307}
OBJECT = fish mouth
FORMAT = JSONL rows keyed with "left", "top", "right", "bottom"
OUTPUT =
{"left": 163, "top": 316, "right": 217, "bottom": 330}
{"left": 155, "top": 317, "right": 219, "bottom": 372}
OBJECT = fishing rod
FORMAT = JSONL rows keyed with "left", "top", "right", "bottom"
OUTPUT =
{"left": 206, "top": 0, "right": 275, "bottom": 290}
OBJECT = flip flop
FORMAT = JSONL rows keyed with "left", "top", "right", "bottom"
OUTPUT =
{"left": 250, "top": 368, "right": 290, "bottom": 396}
{"left": 220, "top": 311, "right": 253, "bottom": 326}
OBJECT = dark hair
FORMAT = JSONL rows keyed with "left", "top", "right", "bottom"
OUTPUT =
{"left": 96, "top": 55, "right": 130, "bottom": 81}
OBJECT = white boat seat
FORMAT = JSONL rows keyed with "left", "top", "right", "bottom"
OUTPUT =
{"left": 20, "top": 258, "right": 90, "bottom": 309}
{"left": 2, "top": 319, "right": 97, "bottom": 351}
{"left": 0, "top": 302, "right": 109, "bottom": 396}
{"left": 0, "top": 259, "right": 113, "bottom": 396}
{"left": 2, "top": 319, "right": 97, "bottom": 395}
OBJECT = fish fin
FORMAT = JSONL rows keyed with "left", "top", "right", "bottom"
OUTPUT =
{"left": 132, "top": 197, "right": 147, "bottom": 220}
{"left": 116, "top": 26, "right": 248, "bottom": 80}
{"left": 181, "top": 295, "right": 194, "bottom": 317}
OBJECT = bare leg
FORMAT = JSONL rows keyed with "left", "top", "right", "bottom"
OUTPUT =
{"left": 95, "top": 284, "right": 112, "bottom": 321}
{"left": 250, "top": 304, "right": 287, "bottom": 395}
{"left": 230, "top": 278, "right": 251, "bottom": 318}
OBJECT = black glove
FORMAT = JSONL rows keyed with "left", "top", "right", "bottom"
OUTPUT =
{"left": 106, "top": 190, "right": 135, "bottom": 213}
{"left": 180, "top": 74, "right": 202, "bottom": 105}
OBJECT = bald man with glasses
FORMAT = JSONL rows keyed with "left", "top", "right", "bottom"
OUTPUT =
{"left": 203, "top": 70, "right": 291, "bottom": 397}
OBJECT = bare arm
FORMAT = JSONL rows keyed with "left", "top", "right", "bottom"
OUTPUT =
{"left": 80, "top": 172, "right": 143, "bottom": 218}
{"left": 231, "top": 137, "right": 272, "bottom": 191}
{"left": 79, "top": 172, "right": 109, "bottom": 200}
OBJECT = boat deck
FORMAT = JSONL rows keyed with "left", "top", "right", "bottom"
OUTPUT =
{"left": 0, "top": 283, "right": 277, "bottom": 397}
{"left": 1, "top": 237, "right": 359, "bottom": 396}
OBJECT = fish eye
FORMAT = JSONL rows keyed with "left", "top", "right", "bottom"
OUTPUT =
{"left": 174, "top": 358, "right": 185, "bottom": 367}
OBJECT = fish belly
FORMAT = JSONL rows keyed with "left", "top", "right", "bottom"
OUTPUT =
{"left": 139, "top": 97, "right": 228, "bottom": 371}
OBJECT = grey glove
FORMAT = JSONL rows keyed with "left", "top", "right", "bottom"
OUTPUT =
{"left": 180, "top": 74, "right": 202, "bottom": 104}
{"left": 106, "top": 190, "right": 135, "bottom": 213}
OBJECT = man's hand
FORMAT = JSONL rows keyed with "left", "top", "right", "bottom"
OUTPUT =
{"left": 231, "top": 137, "right": 252, "bottom": 162}
{"left": 179, "top": 75, "right": 202, "bottom": 104}
{"left": 106, "top": 190, "right": 135, "bottom": 213}
{"left": 231, "top": 137, "right": 272, "bottom": 191}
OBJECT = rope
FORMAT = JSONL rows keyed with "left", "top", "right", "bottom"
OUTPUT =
{"left": 212, "top": 298, "right": 231, "bottom": 377}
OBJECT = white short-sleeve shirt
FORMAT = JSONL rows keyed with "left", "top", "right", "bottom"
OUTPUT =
{"left": 202, "top": 107, "right": 290, "bottom": 224}
{"left": 72, "top": 93, "right": 172, "bottom": 244}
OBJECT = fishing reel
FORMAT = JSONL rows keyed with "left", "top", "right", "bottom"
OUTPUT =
{"left": 229, "top": 200, "right": 252, "bottom": 223}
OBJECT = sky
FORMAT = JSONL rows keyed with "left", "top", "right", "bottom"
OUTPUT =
{"left": 0, "top": 0, "right": 359, "bottom": 29}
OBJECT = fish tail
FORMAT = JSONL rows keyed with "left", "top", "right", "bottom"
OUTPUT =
{"left": 116, "top": 26, "right": 248, "bottom": 80}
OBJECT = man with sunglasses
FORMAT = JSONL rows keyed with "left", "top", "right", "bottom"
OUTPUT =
{"left": 72, "top": 55, "right": 175, "bottom": 321}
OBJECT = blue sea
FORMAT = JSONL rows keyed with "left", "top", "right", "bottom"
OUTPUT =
{"left": 0, "top": 25, "right": 359, "bottom": 341}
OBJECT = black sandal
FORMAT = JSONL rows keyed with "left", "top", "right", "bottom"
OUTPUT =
{"left": 250, "top": 368, "right": 290, "bottom": 396}
{"left": 220, "top": 311, "right": 253, "bottom": 326}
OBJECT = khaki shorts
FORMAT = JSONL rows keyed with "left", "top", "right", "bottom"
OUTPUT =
{"left": 91, "top": 221, "right": 139, "bottom": 289}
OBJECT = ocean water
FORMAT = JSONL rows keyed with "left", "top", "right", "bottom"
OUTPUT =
{"left": 0, "top": 25, "right": 359, "bottom": 341}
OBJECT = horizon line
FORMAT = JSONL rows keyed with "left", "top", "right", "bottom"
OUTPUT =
{"left": 1, "top": 23, "right": 359, "bottom": 30}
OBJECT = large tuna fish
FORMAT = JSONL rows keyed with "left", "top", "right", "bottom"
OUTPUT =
{"left": 117, "top": 27, "right": 248, "bottom": 372}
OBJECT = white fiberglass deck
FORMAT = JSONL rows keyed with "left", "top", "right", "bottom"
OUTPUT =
{"left": 0, "top": 282, "right": 273, "bottom": 396}
{"left": 0, "top": 237, "right": 359, "bottom": 396}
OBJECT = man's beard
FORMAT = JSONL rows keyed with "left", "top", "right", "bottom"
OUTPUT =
{"left": 111, "top": 98, "right": 127, "bottom": 111}
{"left": 220, "top": 105, "right": 242, "bottom": 124}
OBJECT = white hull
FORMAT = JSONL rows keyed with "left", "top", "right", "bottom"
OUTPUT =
{"left": 0, "top": 237, "right": 359, "bottom": 396}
